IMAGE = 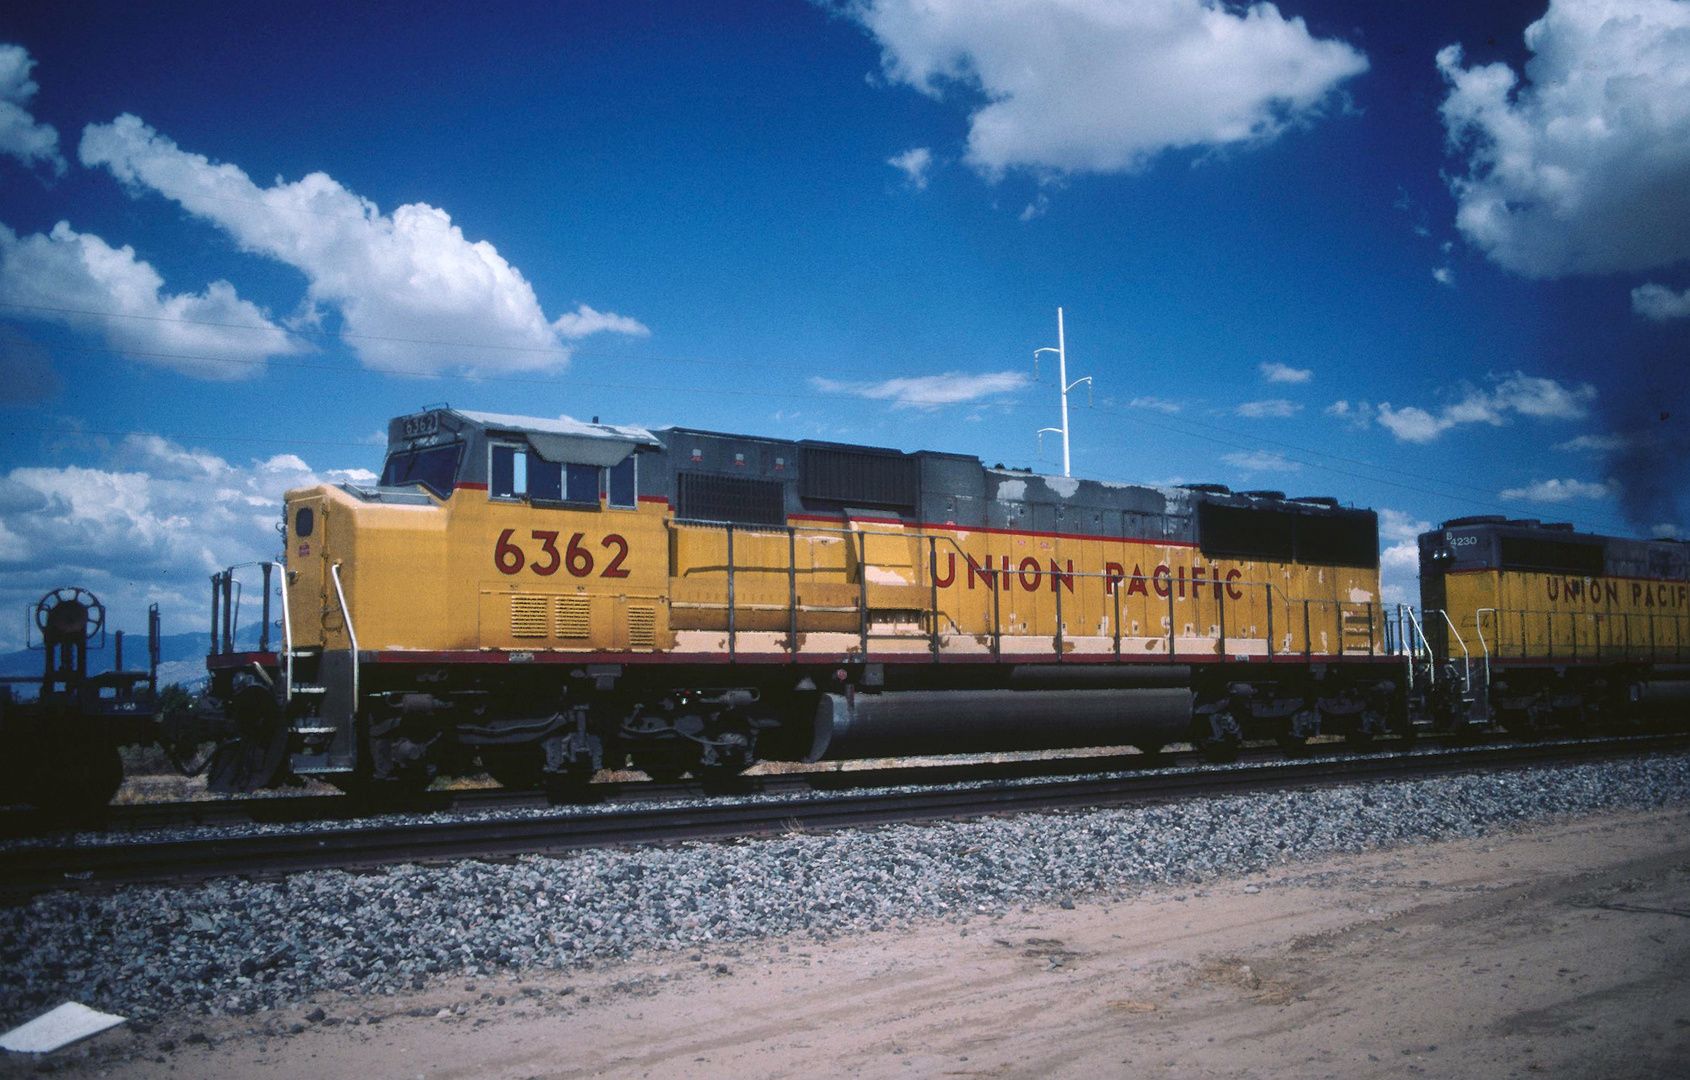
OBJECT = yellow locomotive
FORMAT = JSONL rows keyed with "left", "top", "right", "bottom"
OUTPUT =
{"left": 1419, "top": 516, "right": 1690, "bottom": 731}
{"left": 206, "top": 407, "right": 1406, "bottom": 792}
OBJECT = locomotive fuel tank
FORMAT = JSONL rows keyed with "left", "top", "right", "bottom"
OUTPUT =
{"left": 809, "top": 687, "right": 1192, "bottom": 759}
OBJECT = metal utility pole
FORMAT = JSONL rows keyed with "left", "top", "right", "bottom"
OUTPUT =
{"left": 1034, "top": 307, "right": 1091, "bottom": 478}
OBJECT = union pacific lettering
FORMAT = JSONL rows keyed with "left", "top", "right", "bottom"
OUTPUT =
{"left": 935, "top": 552, "right": 1245, "bottom": 599}
{"left": 1543, "top": 575, "right": 1688, "bottom": 610}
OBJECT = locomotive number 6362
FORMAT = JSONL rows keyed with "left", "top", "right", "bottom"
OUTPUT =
{"left": 494, "top": 529, "right": 630, "bottom": 579}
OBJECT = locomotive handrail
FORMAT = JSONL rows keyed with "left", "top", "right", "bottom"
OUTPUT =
{"left": 1474, "top": 608, "right": 1497, "bottom": 693}
{"left": 1399, "top": 605, "right": 1435, "bottom": 690}
{"left": 1431, "top": 608, "right": 1472, "bottom": 694}
{"left": 330, "top": 562, "right": 359, "bottom": 706}
{"left": 667, "top": 515, "right": 1386, "bottom": 662}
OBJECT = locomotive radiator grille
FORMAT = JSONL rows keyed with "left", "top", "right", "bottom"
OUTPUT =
{"left": 628, "top": 606, "right": 656, "bottom": 648}
{"left": 555, "top": 597, "right": 592, "bottom": 638}
{"left": 511, "top": 595, "right": 549, "bottom": 638}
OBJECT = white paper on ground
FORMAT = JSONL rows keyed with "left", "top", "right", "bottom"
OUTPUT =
{"left": 0, "top": 1002, "right": 127, "bottom": 1054}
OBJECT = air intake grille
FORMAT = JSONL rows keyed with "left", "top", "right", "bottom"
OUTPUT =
{"left": 510, "top": 595, "right": 548, "bottom": 638}
{"left": 801, "top": 446, "right": 917, "bottom": 509}
{"left": 555, "top": 597, "right": 591, "bottom": 638}
{"left": 676, "top": 471, "right": 786, "bottom": 526}
{"left": 628, "top": 606, "right": 656, "bottom": 649}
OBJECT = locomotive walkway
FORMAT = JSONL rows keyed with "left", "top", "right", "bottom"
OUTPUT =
{"left": 2, "top": 733, "right": 1685, "bottom": 900}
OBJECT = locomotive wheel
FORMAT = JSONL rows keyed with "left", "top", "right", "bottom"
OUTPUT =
{"left": 481, "top": 750, "right": 543, "bottom": 791}
{"left": 631, "top": 748, "right": 692, "bottom": 783}
{"left": 29, "top": 738, "right": 123, "bottom": 815}
{"left": 1275, "top": 733, "right": 1310, "bottom": 757}
{"left": 1133, "top": 745, "right": 1171, "bottom": 768}
{"left": 1199, "top": 737, "right": 1239, "bottom": 764}
{"left": 543, "top": 764, "right": 599, "bottom": 805}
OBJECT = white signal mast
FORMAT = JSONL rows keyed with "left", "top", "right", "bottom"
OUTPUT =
{"left": 1034, "top": 306, "right": 1091, "bottom": 478}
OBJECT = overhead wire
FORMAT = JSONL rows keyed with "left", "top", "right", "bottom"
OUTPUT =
{"left": 0, "top": 305, "right": 1644, "bottom": 535}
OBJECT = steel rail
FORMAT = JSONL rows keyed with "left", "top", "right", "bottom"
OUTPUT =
{"left": 2, "top": 733, "right": 1685, "bottom": 900}
{"left": 0, "top": 749, "right": 1200, "bottom": 839}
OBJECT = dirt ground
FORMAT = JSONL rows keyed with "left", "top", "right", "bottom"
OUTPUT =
{"left": 7, "top": 807, "right": 1690, "bottom": 1080}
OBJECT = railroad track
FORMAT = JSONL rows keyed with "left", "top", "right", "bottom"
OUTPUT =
{"left": 0, "top": 747, "right": 1207, "bottom": 838}
{"left": 2, "top": 732, "right": 1684, "bottom": 900}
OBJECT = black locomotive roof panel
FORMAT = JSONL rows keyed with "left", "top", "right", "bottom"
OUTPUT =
{"left": 1420, "top": 517, "right": 1690, "bottom": 581}
{"left": 367, "top": 409, "right": 1382, "bottom": 567}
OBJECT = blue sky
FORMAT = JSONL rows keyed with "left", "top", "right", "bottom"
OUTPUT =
{"left": 1, "top": 0, "right": 1687, "bottom": 647}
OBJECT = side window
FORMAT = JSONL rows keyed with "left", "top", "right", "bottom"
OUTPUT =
{"left": 491, "top": 444, "right": 524, "bottom": 499}
{"left": 607, "top": 455, "right": 636, "bottom": 509}
{"left": 566, "top": 464, "right": 600, "bottom": 505}
{"left": 492, "top": 443, "right": 601, "bottom": 507}
{"left": 529, "top": 459, "right": 563, "bottom": 501}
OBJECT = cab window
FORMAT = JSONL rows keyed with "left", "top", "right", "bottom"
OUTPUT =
{"left": 379, "top": 442, "right": 462, "bottom": 498}
{"left": 607, "top": 455, "right": 636, "bottom": 509}
{"left": 492, "top": 444, "right": 601, "bottom": 505}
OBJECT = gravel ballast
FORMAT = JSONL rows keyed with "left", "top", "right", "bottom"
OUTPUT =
{"left": 3, "top": 752, "right": 1689, "bottom": 1031}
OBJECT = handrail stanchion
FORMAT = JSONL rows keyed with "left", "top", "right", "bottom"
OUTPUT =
{"left": 1054, "top": 563, "right": 1064, "bottom": 662}
{"left": 1167, "top": 583, "right": 1176, "bottom": 658}
{"left": 1112, "top": 574, "right": 1122, "bottom": 661}
{"left": 725, "top": 524, "right": 736, "bottom": 663}
{"left": 1435, "top": 609, "right": 1471, "bottom": 694}
{"left": 259, "top": 563, "right": 272, "bottom": 654}
{"left": 1403, "top": 606, "right": 1435, "bottom": 689}
{"left": 274, "top": 561, "right": 294, "bottom": 702}
{"left": 329, "top": 562, "right": 358, "bottom": 707}
{"left": 1474, "top": 608, "right": 1496, "bottom": 696}
{"left": 927, "top": 535, "right": 940, "bottom": 662}
{"left": 857, "top": 530, "right": 868, "bottom": 658}
{"left": 788, "top": 527, "right": 798, "bottom": 663}
{"left": 991, "top": 563, "right": 1001, "bottom": 663}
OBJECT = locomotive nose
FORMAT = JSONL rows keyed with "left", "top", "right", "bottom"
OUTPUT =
{"left": 46, "top": 600, "right": 90, "bottom": 640}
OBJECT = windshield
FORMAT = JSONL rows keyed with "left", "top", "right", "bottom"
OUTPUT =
{"left": 378, "top": 442, "right": 462, "bottom": 498}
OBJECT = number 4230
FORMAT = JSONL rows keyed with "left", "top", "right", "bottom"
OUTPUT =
{"left": 495, "top": 529, "right": 630, "bottom": 578}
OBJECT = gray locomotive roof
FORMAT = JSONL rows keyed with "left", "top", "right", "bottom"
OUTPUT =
{"left": 455, "top": 410, "right": 660, "bottom": 447}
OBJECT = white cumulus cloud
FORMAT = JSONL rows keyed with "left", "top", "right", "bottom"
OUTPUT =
{"left": 1437, "top": 0, "right": 1690, "bottom": 278}
{"left": 0, "top": 43, "right": 64, "bottom": 174}
{"left": 1379, "top": 539, "right": 1420, "bottom": 606}
{"left": 837, "top": 0, "right": 1368, "bottom": 178}
{"left": 550, "top": 303, "right": 652, "bottom": 340}
{"left": 1632, "top": 282, "right": 1690, "bottom": 321}
{"left": 887, "top": 146, "right": 933, "bottom": 189}
{"left": 0, "top": 435, "right": 374, "bottom": 650}
{"left": 1324, "top": 399, "right": 1371, "bottom": 429}
{"left": 1499, "top": 477, "right": 1614, "bottom": 503}
{"left": 811, "top": 370, "right": 1029, "bottom": 410}
{"left": 0, "top": 221, "right": 307, "bottom": 379}
{"left": 1376, "top": 372, "right": 1596, "bottom": 443}
{"left": 78, "top": 114, "right": 647, "bottom": 375}
{"left": 1378, "top": 507, "right": 1431, "bottom": 544}
{"left": 1221, "top": 450, "right": 1299, "bottom": 472}
{"left": 1235, "top": 398, "right": 1300, "bottom": 419}
{"left": 1128, "top": 396, "right": 1181, "bottom": 414}
{"left": 1432, "top": 266, "right": 1455, "bottom": 287}
{"left": 1258, "top": 361, "right": 1311, "bottom": 384}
